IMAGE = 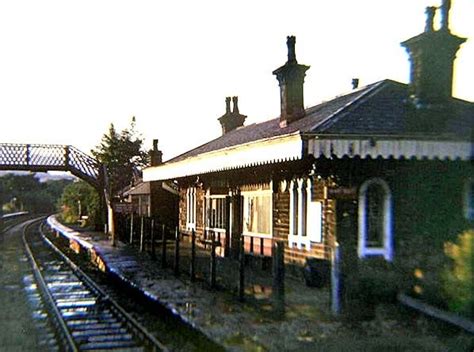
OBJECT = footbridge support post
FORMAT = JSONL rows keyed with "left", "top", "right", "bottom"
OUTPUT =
{"left": 107, "top": 202, "right": 116, "bottom": 246}
{"left": 100, "top": 164, "right": 116, "bottom": 246}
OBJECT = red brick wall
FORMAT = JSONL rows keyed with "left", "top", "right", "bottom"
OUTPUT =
{"left": 195, "top": 187, "right": 205, "bottom": 235}
{"left": 179, "top": 186, "right": 205, "bottom": 239}
{"left": 178, "top": 188, "right": 187, "bottom": 232}
{"left": 273, "top": 190, "right": 290, "bottom": 243}
{"left": 177, "top": 177, "right": 338, "bottom": 266}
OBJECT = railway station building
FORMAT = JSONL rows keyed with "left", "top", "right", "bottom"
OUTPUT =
{"left": 143, "top": 3, "right": 473, "bottom": 309}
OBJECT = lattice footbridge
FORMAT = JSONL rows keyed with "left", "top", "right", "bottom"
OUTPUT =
{"left": 0, "top": 143, "right": 103, "bottom": 188}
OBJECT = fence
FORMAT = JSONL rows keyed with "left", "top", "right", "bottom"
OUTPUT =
{"left": 115, "top": 213, "right": 286, "bottom": 312}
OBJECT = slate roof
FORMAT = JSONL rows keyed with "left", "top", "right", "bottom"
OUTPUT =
{"left": 315, "top": 80, "right": 474, "bottom": 138}
{"left": 123, "top": 181, "right": 150, "bottom": 196}
{"left": 168, "top": 79, "right": 473, "bottom": 164}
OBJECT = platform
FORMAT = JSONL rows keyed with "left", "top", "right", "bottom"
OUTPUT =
{"left": 45, "top": 216, "right": 473, "bottom": 351}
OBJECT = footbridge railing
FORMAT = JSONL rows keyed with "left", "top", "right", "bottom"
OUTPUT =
{"left": 0, "top": 143, "right": 102, "bottom": 188}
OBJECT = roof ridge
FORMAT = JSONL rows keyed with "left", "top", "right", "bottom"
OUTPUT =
{"left": 308, "top": 79, "right": 389, "bottom": 132}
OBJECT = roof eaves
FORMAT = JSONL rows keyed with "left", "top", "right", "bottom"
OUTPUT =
{"left": 166, "top": 130, "right": 302, "bottom": 167}
{"left": 304, "top": 132, "right": 471, "bottom": 142}
{"left": 307, "top": 136, "right": 472, "bottom": 161}
{"left": 143, "top": 132, "right": 303, "bottom": 181}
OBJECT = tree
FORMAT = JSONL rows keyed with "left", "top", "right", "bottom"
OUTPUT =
{"left": 59, "top": 180, "right": 100, "bottom": 225}
{"left": 91, "top": 117, "right": 149, "bottom": 197}
{"left": 0, "top": 173, "right": 72, "bottom": 214}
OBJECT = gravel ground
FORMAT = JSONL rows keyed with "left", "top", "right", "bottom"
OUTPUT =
{"left": 47, "top": 220, "right": 474, "bottom": 352}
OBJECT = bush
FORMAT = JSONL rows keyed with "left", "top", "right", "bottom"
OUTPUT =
{"left": 58, "top": 181, "right": 100, "bottom": 227}
{"left": 344, "top": 259, "right": 399, "bottom": 321}
{"left": 443, "top": 229, "right": 474, "bottom": 318}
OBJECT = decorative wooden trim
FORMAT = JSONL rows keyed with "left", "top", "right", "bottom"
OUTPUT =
{"left": 308, "top": 137, "right": 472, "bottom": 161}
{"left": 143, "top": 133, "right": 303, "bottom": 181}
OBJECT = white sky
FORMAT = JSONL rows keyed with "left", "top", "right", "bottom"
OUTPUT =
{"left": 0, "top": 0, "right": 472, "bottom": 162}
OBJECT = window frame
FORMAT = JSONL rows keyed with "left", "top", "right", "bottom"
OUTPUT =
{"left": 137, "top": 194, "right": 150, "bottom": 217}
{"left": 186, "top": 187, "right": 197, "bottom": 230}
{"left": 241, "top": 189, "right": 273, "bottom": 238}
{"left": 288, "top": 178, "right": 323, "bottom": 250}
{"left": 358, "top": 178, "right": 393, "bottom": 261}
{"left": 204, "top": 193, "right": 227, "bottom": 232}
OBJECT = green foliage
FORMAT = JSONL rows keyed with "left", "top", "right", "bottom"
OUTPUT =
{"left": 91, "top": 117, "right": 149, "bottom": 197}
{"left": 345, "top": 259, "right": 399, "bottom": 320}
{"left": 443, "top": 229, "right": 474, "bottom": 318}
{"left": 59, "top": 180, "right": 100, "bottom": 226}
{"left": 0, "top": 173, "right": 71, "bottom": 213}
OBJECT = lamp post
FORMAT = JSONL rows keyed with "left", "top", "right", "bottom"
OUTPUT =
{"left": 77, "top": 200, "right": 82, "bottom": 219}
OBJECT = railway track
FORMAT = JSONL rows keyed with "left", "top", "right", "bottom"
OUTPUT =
{"left": 0, "top": 211, "right": 30, "bottom": 233}
{"left": 22, "top": 219, "right": 168, "bottom": 352}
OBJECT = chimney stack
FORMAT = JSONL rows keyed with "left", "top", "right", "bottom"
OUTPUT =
{"left": 150, "top": 139, "right": 163, "bottom": 166}
{"left": 273, "top": 36, "right": 310, "bottom": 128}
{"left": 401, "top": 2, "right": 466, "bottom": 106}
{"left": 218, "top": 96, "right": 247, "bottom": 135}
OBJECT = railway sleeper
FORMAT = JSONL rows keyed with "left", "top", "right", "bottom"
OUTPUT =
{"left": 56, "top": 299, "right": 97, "bottom": 309}
{"left": 79, "top": 339, "right": 139, "bottom": 350}
{"left": 52, "top": 292, "right": 95, "bottom": 300}
{"left": 72, "top": 327, "right": 128, "bottom": 338}
{"left": 78, "top": 332, "right": 134, "bottom": 343}
{"left": 67, "top": 321, "right": 123, "bottom": 330}
{"left": 61, "top": 309, "right": 116, "bottom": 320}
{"left": 47, "top": 281, "right": 85, "bottom": 289}
{"left": 43, "top": 274, "right": 72, "bottom": 281}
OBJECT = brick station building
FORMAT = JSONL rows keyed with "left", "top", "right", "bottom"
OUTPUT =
{"left": 144, "top": 2, "right": 473, "bottom": 308}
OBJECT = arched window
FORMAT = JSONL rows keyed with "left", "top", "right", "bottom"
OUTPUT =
{"left": 358, "top": 178, "right": 393, "bottom": 261}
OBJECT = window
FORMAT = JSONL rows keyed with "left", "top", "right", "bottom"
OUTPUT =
{"left": 242, "top": 190, "right": 272, "bottom": 236}
{"left": 358, "top": 178, "right": 393, "bottom": 261}
{"left": 186, "top": 187, "right": 196, "bottom": 230}
{"left": 289, "top": 178, "right": 323, "bottom": 250}
{"left": 137, "top": 195, "right": 150, "bottom": 217}
{"left": 205, "top": 196, "right": 227, "bottom": 230}
{"left": 465, "top": 179, "right": 474, "bottom": 221}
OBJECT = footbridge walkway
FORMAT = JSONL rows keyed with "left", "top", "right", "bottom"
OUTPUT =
{"left": 0, "top": 143, "right": 116, "bottom": 238}
{"left": 0, "top": 143, "right": 102, "bottom": 188}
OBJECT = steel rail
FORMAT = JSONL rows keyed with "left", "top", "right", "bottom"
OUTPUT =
{"left": 0, "top": 212, "right": 30, "bottom": 234}
{"left": 22, "top": 217, "right": 79, "bottom": 352}
{"left": 37, "top": 221, "right": 168, "bottom": 352}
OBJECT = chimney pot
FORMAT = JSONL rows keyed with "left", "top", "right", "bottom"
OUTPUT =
{"left": 150, "top": 139, "right": 163, "bottom": 166}
{"left": 287, "top": 36, "right": 297, "bottom": 63}
{"left": 441, "top": 0, "right": 451, "bottom": 31}
{"left": 352, "top": 78, "right": 359, "bottom": 90}
{"left": 225, "top": 97, "right": 231, "bottom": 114}
{"left": 232, "top": 96, "right": 239, "bottom": 114}
{"left": 425, "top": 7, "right": 436, "bottom": 32}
